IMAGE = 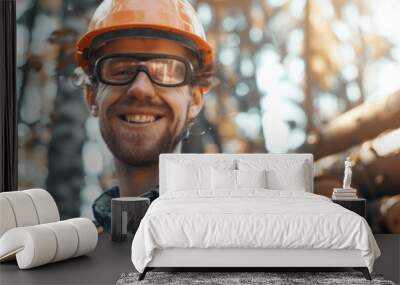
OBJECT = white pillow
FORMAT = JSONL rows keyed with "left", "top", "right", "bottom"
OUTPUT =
{"left": 211, "top": 168, "right": 236, "bottom": 190}
{"left": 266, "top": 164, "right": 306, "bottom": 191}
{"left": 236, "top": 169, "right": 267, "bottom": 189}
{"left": 237, "top": 159, "right": 308, "bottom": 191}
{"left": 167, "top": 162, "right": 212, "bottom": 191}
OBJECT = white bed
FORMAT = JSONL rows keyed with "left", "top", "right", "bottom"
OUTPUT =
{"left": 131, "top": 154, "right": 380, "bottom": 280}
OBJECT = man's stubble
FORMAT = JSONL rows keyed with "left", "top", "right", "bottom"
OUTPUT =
{"left": 99, "top": 105, "right": 190, "bottom": 167}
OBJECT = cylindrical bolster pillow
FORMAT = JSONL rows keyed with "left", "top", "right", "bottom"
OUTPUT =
{"left": 67, "top": 218, "right": 98, "bottom": 257}
{"left": 0, "top": 196, "right": 17, "bottom": 237}
{"left": 42, "top": 221, "right": 79, "bottom": 263}
{"left": 0, "top": 189, "right": 60, "bottom": 238}
{"left": 23, "top": 189, "right": 59, "bottom": 224}
{"left": 0, "top": 191, "right": 39, "bottom": 227}
{"left": 0, "top": 226, "right": 57, "bottom": 269}
{"left": 0, "top": 218, "right": 98, "bottom": 269}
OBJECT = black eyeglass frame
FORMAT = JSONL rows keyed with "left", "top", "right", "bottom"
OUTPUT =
{"left": 91, "top": 53, "right": 198, "bottom": 87}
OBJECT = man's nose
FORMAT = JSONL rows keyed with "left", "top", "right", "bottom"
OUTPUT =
{"left": 126, "top": 71, "right": 157, "bottom": 102}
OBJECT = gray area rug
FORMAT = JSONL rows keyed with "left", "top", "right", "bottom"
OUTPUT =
{"left": 116, "top": 271, "right": 395, "bottom": 285}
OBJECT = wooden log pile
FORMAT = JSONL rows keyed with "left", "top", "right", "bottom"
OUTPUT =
{"left": 308, "top": 92, "right": 400, "bottom": 233}
{"left": 303, "top": 90, "right": 400, "bottom": 160}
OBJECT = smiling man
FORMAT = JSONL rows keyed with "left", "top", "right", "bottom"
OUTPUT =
{"left": 75, "top": 0, "right": 214, "bottom": 232}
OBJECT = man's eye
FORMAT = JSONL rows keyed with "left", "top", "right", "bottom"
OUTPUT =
{"left": 112, "top": 69, "right": 134, "bottom": 76}
{"left": 174, "top": 65, "right": 186, "bottom": 76}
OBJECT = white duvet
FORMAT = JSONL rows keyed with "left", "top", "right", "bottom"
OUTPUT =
{"left": 131, "top": 190, "right": 380, "bottom": 273}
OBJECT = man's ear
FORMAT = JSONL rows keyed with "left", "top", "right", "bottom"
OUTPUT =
{"left": 83, "top": 84, "right": 99, "bottom": 116}
{"left": 187, "top": 86, "right": 205, "bottom": 123}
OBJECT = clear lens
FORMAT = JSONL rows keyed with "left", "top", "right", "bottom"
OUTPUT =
{"left": 100, "top": 57, "right": 139, "bottom": 84}
{"left": 147, "top": 58, "right": 187, "bottom": 85}
{"left": 98, "top": 55, "right": 188, "bottom": 86}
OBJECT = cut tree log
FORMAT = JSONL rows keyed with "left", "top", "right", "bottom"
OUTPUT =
{"left": 303, "top": 90, "right": 400, "bottom": 160}
{"left": 379, "top": 195, "right": 400, "bottom": 234}
{"left": 315, "top": 128, "right": 400, "bottom": 200}
{"left": 314, "top": 128, "right": 400, "bottom": 234}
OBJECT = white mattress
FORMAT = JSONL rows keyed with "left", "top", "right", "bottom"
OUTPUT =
{"left": 131, "top": 190, "right": 380, "bottom": 273}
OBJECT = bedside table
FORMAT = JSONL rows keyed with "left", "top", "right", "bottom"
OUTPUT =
{"left": 332, "top": 198, "right": 366, "bottom": 218}
{"left": 111, "top": 197, "right": 150, "bottom": 242}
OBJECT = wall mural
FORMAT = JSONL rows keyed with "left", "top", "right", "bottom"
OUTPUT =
{"left": 16, "top": 0, "right": 400, "bottom": 233}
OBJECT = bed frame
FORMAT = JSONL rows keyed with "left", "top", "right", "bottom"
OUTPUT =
{"left": 138, "top": 154, "right": 372, "bottom": 281}
{"left": 139, "top": 248, "right": 371, "bottom": 280}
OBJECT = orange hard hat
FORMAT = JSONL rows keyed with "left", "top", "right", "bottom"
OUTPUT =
{"left": 75, "top": 0, "right": 213, "bottom": 91}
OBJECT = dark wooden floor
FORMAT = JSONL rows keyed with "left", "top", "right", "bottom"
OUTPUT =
{"left": 374, "top": 234, "right": 400, "bottom": 284}
{"left": 0, "top": 234, "right": 398, "bottom": 284}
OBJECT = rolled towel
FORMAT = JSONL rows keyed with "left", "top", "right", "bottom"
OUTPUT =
{"left": 0, "top": 218, "right": 98, "bottom": 269}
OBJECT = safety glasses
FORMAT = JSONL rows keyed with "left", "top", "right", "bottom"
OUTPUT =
{"left": 92, "top": 53, "right": 197, "bottom": 87}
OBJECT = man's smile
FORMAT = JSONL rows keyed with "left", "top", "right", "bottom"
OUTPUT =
{"left": 114, "top": 106, "right": 167, "bottom": 126}
{"left": 121, "top": 114, "right": 162, "bottom": 124}
{"left": 118, "top": 113, "right": 166, "bottom": 128}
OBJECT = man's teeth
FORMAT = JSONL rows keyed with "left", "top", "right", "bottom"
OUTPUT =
{"left": 124, "top": 114, "right": 157, "bottom": 123}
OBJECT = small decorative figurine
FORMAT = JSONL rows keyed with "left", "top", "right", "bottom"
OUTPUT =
{"left": 343, "top": 157, "right": 352, "bottom": 189}
{"left": 332, "top": 157, "right": 357, "bottom": 199}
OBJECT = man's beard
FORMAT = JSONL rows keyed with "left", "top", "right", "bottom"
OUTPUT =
{"left": 100, "top": 109, "right": 189, "bottom": 167}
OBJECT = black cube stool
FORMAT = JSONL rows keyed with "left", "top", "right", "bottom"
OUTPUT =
{"left": 111, "top": 197, "right": 150, "bottom": 242}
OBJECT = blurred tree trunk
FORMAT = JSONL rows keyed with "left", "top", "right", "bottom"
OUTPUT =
{"left": 17, "top": 0, "right": 63, "bottom": 190}
{"left": 239, "top": 0, "right": 267, "bottom": 153}
{"left": 303, "top": 90, "right": 400, "bottom": 159}
{"left": 17, "top": 1, "right": 38, "bottom": 120}
{"left": 200, "top": 0, "right": 267, "bottom": 153}
{"left": 46, "top": 0, "right": 88, "bottom": 219}
{"left": 304, "top": 0, "right": 314, "bottom": 133}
